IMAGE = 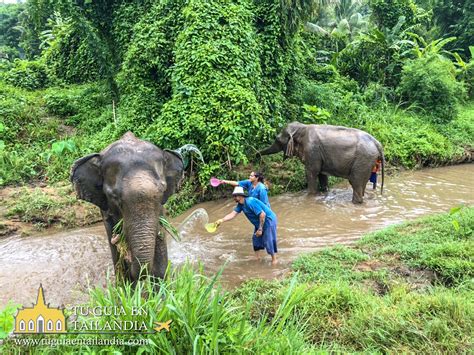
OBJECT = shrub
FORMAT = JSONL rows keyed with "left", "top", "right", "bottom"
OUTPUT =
{"left": 369, "top": 0, "right": 418, "bottom": 30}
{"left": 3, "top": 59, "right": 50, "bottom": 90}
{"left": 145, "top": 0, "right": 272, "bottom": 166}
{"left": 397, "top": 56, "right": 467, "bottom": 123}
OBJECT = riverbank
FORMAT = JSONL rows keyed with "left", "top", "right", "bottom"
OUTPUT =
{"left": 1, "top": 207, "right": 472, "bottom": 352}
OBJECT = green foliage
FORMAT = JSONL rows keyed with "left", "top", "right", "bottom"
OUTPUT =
{"left": 292, "top": 246, "right": 376, "bottom": 283}
{"left": 451, "top": 46, "right": 474, "bottom": 97}
{"left": 20, "top": 0, "right": 73, "bottom": 58}
{"left": 397, "top": 56, "right": 467, "bottom": 123}
{"left": 164, "top": 180, "right": 198, "bottom": 218}
{"left": 111, "top": 0, "right": 153, "bottom": 62}
{"left": 0, "top": 82, "right": 113, "bottom": 185}
{"left": 432, "top": 0, "right": 474, "bottom": 59}
{"left": 369, "top": 0, "right": 418, "bottom": 30}
{"left": 0, "top": 301, "right": 19, "bottom": 340}
{"left": 145, "top": 0, "right": 272, "bottom": 166}
{"left": 336, "top": 16, "right": 412, "bottom": 88}
{"left": 5, "top": 187, "right": 78, "bottom": 228}
{"left": 41, "top": 11, "right": 110, "bottom": 84}
{"left": 366, "top": 109, "right": 458, "bottom": 167}
{"left": 2, "top": 264, "right": 314, "bottom": 353}
{"left": 116, "top": 0, "right": 187, "bottom": 132}
{"left": 3, "top": 59, "right": 49, "bottom": 90}
{"left": 0, "top": 4, "right": 23, "bottom": 61}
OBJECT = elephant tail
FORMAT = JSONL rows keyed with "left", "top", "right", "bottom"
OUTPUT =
{"left": 375, "top": 140, "right": 384, "bottom": 195}
{"left": 381, "top": 153, "right": 384, "bottom": 195}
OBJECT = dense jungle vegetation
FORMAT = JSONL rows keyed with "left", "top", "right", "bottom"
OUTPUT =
{"left": 0, "top": 0, "right": 473, "bottom": 202}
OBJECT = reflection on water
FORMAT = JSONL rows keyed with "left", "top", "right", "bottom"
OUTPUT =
{"left": 0, "top": 164, "right": 473, "bottom": 307}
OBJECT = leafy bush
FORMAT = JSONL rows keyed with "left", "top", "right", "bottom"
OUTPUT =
{"left": 369, "top": 0, "right": 418, "bottom": 30}
{"left": 3, "top": 59, "right": 50, "bottom": 90}
{"left": 145, "top": 0, "right": 272, "bottom": 166}
{"left": 397, "top": 56, "right": 467, "bottom": 123}
{"left": 0, "top": 302, "right": 19, "bottom": 339}
{"left": 0, "top": 3, "right": 23, "bottom": 61}
{"left": 42, "top": 12, "right": 110, "bottom": 85}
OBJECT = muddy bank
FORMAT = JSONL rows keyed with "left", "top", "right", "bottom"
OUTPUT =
{"left": 0, "top": 183, "right": 100, "bottom": 238}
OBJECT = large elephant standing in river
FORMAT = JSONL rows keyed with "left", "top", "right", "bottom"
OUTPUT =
{"left": 71, "top": 132, "right": 186, "bottom": 282}
{"left": 259, "top": 122, "right": 384, "bottom": 203}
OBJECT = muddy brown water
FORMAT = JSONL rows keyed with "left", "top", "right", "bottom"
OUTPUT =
{"left": 1, "top": 164, "right": 473, "bottom": 308}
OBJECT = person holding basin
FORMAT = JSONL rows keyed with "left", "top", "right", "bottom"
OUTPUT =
{"left": 214, "top": 186, "right": 278, "bottom": 265}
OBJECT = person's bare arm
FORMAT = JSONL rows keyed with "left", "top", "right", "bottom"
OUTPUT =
{"left": 221, "top": 179, "right": 238, "bottom": 187}
{"left": 255, "top": 211, "right": 266, "bottom": 236}
{"left": 217, "top": 210, "right": 239, "bottom": 225}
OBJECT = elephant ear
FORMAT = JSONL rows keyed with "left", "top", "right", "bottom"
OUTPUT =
{"left": 285, "top": 122, "right": 306, "bottom": 157}
{"left": 162, "top": 150, "right": 184, "bottom": 204}
{"left": 70, "top": 153, "right": 108, "bottom": 210}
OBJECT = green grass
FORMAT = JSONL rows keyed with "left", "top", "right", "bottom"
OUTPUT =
{"left": 359, "top": 206, "right": 474, "bottom": 288}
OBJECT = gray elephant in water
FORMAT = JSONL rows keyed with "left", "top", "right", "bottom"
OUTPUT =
{"left": 259, "top": 122, "right": 384, "bottom": 203}
{"left": 71, "top": 132, "right": 193, "bottom": 282}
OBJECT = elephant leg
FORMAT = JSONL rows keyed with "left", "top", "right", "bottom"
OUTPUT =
{"left": 349, "top": 169, "right": 372, "bottom": 204}
{"left": 318, "top": 174, "right": 329, "bottom": 192}
{"left": 306, "top": 164, "right": 320, "bottom": 194}
{"left": 350, "top": 181, "right": 364, "bottom": 204}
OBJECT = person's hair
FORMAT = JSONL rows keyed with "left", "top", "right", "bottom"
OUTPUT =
{"left": 254, "top": 171, "right": 265, "bottom": 183}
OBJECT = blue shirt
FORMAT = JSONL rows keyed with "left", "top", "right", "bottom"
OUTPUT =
{"left": 238, "top": 180, "right": 270, "bottom": 206}
{"left": 234, "top": 197, "right": 276, "bottom": 229}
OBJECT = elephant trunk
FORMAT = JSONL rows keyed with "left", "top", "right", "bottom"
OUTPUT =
{"left": 121, "top": 173, "right": 164, "bottom": 281}
{"left": 123, "top": 210, "right": 159, "bottom": 282}
{"left": 259, "top": 141, "right": 282, "bottom": 156}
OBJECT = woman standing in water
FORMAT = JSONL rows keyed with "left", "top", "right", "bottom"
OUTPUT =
{"left": 220, "top": 171, "right": 270, "bottom": 206}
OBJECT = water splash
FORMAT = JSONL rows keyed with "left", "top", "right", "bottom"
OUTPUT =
{"left": 177, "top": 208, "right": 210, "bottom": 238}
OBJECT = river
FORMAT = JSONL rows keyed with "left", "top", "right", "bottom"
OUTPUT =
{"left": 0, "top": 164, "right": 472, "bottom": 308}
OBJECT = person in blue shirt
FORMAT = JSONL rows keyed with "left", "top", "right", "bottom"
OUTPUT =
{"left": 215, "top": 186, "right": 278, "bottom": 265}
{"left": 220, "top": 171, "right": 270, "bottom": 206}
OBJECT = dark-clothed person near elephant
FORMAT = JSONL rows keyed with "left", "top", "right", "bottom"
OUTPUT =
{"left": 70, "top": 132, "right": 187, "bottom": 283}
{"left": 215, "top": 186, "right": 278, "bottom": 265}
{"left": 259, "top": 122, "right": 384, "bottom": 203}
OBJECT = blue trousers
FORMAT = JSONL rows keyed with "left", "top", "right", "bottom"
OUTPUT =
{"left": 252, "top": 218, "right": 278, "bottom": 255}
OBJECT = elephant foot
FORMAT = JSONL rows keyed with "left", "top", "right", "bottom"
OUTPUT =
{"left": 352, "top": 197, "right": 364, "bottom": 204}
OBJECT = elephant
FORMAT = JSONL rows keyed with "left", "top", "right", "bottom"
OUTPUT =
{"left": 259, "top": 122, "right": 384, "bottom": 203}
{"left": 71, "top": 132, "right": 189, "bottom": 283}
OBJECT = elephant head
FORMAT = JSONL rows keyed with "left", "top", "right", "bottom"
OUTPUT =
{"left": 70, "top": 132, "right": 190, "bottom": 283}
{"left": 259, "top": 122, "right": 307, "bottom": 159}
